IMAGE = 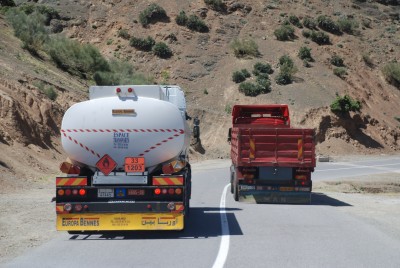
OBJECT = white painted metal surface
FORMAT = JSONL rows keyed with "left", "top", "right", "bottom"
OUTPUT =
{"left": 61, "top": 85, "right": 190, "bottom": 169}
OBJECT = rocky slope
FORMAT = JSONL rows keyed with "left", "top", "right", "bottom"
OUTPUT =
{"left": 1, "top": 0, "right": 400, "bottom": 182}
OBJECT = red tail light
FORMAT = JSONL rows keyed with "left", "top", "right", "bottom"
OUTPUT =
{"left": 72, "top": 189, "right": 78, "bottom": 195}
{"left": 154, "top": 188, "right": 161, "bottom": 195}
{"left": 58, "top": 189, "right": 65, "bottom": 196}
{"left": 79, "top": 189, "right": 86, "bottom": 196}
{"left": 65, "top": 189, "right": 72, "bottom": 196}
{"left": 175, "top": 188, "right": 182, "bottom": 195}
{"left": 162, "top": 188, "right": 168, "bottom": 194}
{"left": 128, "top": 87, "right": 133, "bottom": 93}
{"left": 116, "top": 88, "right": 121, "bottom": 93}
{"left": 168, "top": 188, "right": 175, "bottom": 195}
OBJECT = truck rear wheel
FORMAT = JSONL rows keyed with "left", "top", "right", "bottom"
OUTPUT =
{"left": 233, "top": 179, "right": 239, "bottom": 201}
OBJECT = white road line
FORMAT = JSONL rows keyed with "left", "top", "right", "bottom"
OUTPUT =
{"left": 315, "top": 163, "right": 400, "bottom": 172}
{"left": 212, "top": 184, "right": 230, "bottom": 268}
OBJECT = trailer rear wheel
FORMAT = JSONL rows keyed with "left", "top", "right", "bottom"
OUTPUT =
{"left": 233, "top": 180, "right": 239, "bottom": 201}
{"left": 230, "top": 171, "right": 234, "bottom": 194}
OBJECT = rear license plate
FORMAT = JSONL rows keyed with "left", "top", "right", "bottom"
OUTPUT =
{"left": 128, "top": 189, "right": 145, "bottom": 196}
{"left": 124, "top": 157, "right": 145, "bottom": 173}
{"left": 98, "top": 188, "right": 114, "bottom": 198}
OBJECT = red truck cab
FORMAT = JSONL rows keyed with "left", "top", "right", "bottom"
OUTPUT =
{"left": 228, "top": 105, "right": 316, "bottom": 204}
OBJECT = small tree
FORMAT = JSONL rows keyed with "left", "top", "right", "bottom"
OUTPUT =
{"left": 276, "top": 55, "right": 297, "bottom": 85}
{"left": 317, "top": 15, "right": 341, "bottom": 34}
{"left": 330, "top": 94, "right": 361, "bottom": 116}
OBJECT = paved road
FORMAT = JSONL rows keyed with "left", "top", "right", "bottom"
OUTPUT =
{"left": 4, "top": 157, "right": 400, "bottom": 268}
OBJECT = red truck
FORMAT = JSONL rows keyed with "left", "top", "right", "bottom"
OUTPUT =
{"left": 228, "top": 105, "right": 316, "bottom": 204}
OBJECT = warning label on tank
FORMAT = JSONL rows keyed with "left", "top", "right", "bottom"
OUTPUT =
{"left": 113, "top": 133, "right": 129, "bottom": 149}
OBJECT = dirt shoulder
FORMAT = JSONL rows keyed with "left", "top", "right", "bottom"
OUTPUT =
{"left": 1, "top": 162, "right": 400, "bottom": 263}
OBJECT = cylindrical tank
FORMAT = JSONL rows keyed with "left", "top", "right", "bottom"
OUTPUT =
{"left": 61, "top": 94, "right": 190, "bottom": 169}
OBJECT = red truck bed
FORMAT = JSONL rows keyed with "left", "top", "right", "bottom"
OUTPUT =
{"left": 231, "top": 127, "right": 315, "bottom": 168}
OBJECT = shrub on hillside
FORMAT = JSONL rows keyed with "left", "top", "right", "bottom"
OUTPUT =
{"left": 276, "top": 55, "right": 297, "bottom": 85}
{"left": 238, "top": 81, "right": 268, "bottom": 96}
{"left": 6, "top": 9, "right": 49, "bottom": 55}
{"left": 230, "top": 38, "right": 259, "bottom": 58}
{"left": 241, "top": 69, "right": 251, "bottom": 78}
{"left": 317, "top": 15, "right": 341, "bottom": 34}
{"left": 129, "top": 36, "right": 155, "bottom": 51}
{"left": 47, "top": 36, "right": 110, "bottom": 78}
{"left": 310, "top": 30, "right": 330, "bottom": 45}
{"left": 382, "top": 62, "right": 400, "bottom": 88}
{"left": 204, "top": 0, "right": 226, "bottom": 12}
{"left": 330, "top": 55, "right": 345, "bottom": 67}
{"left": 302, "top": 17, "right": 317, "bottom": 29}
{"left": 152, "top": 42, "right": 172, "bottom": 58}
{"left": 255, "top": 76, "right": 271, "bottom": 93}
{"left": 186, "top": 14, "right": 209, "bottom": 32}
{"left": 298, "top": 46, "right": 313, "bottom": 61}
{"left": 375, "top": 0, "right": 399, "bottom": 5}
{"left": 232, "top": 71, "right": 246, "bottom": 83}
{"left": 362, "top": 53, "right": 374, "bottom": 67}
{"left": 118, "top": 29, "right": 130, "bottom": 40}
{"left": 18, "top": 3, "right": 60, "bottom": 25}
{"left": 333, "top": 67, "right": 347, "bottom": 78}
{"left": 330, "top": 94, "right": 361, "bottom": 115}
{"left": 289, "top": 15, "right": 302, "bottom": 28}
{"left": 94, "top": 60, "right": 151, "bottom": 86}
{"left": 274, "top": 24, "right": 295, "bottom": 41}
{"left": 139, "top": 3, "right": 167, "bottom": 27}
{"left": 175, "top": 10, "right": 188, "bottom": 26}
{"left": 0, "top": 0, "right": 16, "bottom": 7}
{"left": 337, "top": 17, "right": 359, "bottom": 35}
{"left": 253, "top": 62, "right": 273, "bottom": 76}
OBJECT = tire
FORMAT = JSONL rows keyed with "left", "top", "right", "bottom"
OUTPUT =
{"left": 233, "top": 179, "right": 239, "bottom": 202}
{"left": 230, "top": 172, "right": 234, "bottom": 194}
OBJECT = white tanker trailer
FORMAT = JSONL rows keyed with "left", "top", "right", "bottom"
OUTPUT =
{"left": 55, "top": 85, "right": 192, "bottom": 232}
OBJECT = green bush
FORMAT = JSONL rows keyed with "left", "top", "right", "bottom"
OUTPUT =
{"left": 276, "top": 55, "right": 297, "bottom": 85}
{"left": 186, "top": 14, "right": 209, "bottom": 32}
{"left": 6, "top": 9, "right": 49, "bottom": 55}
{"left": 175, "top": 10, "right": 188, "bottom": 26}
{"left": 255, "top": 76, "right": 271, "bottom": 93}
{"left": 230, "top": 38, "right": 259, "bottom": 58}
{"left": 18, "top": 3, "right": 59, "bottom": 25}
{"left": 118, "top": 29, "right": 130, "bottom": 40}
{"left": 330, "top": 94, "right": 361, "bottom": 115}
{"left": 239, "top": 81, "right": 267, "bottom": 96}
{"left": 302, "top": 17, "right": 317, "bottom": 29}
{"left": 129, "top": 36, "right": 155, "bottom": 51}
{"left": 310, "top": 30, "right": 330, "bottom": 45}
{"left": 317, "top": 15, "right": 341, "bottom": 34}
{"left": 241, "top": 69, "right": 251, "bottom": 78}
{"left": 139, "top": 3, "right": 167, "bottom": 27}
{"left": 0, "top": 0, "right": 16, "bottom": 7}
{"left": 382, "top": 62, "right": 400, "bottom": 88}
{"left": 93, "top": 60, "right": 151, "bottom": 86}
{"left": 298, "top": 46, "right": 313, "bottom": 61}
{"left": 232, "top": 71, "right": 246, "bottom": 83}
{"left": 47, "top": 36, "right": 110, "bottom": 78}
{"left": 274, "top": 24, "right": 295, "bottom": 41}
{"left": 330, "top": 55, "right": 345, "bottom": 67}
{"left": 204, "top": 0, "right": 226, "bottom": 12}
{"left": 337, "top": 17, "right": 359, "bottom": 35}
{"left": 362, "top": 53, "right": 374, "bottom": 67}
{"left": 34, "top": 82, "right": 57, "bottom": 101}
{"left": 302, "top": 29, "right": 312, "bottom": 38}
{"left": 253, "top": 62, "right": 273, "bottom": 76}
{"left": 333, "top": 67, "right": 347, "bottom": 78}
{"left": 152, "top": 42, "right": 172, "bottom": 58}
{"left": 289, "top": 15, "right": 302, "bottom": 28}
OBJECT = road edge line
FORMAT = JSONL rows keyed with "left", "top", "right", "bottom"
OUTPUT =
{"left": 212, "top": 184, "right": 230, "bottom": 268}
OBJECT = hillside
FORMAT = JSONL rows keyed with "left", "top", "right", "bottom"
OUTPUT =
{"left": 0, "top": 0, "right": 400, "bottom": 183}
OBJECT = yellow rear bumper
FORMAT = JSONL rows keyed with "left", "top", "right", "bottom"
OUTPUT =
{"left": 57, "top": 213, "right": 184, "bottom": 231}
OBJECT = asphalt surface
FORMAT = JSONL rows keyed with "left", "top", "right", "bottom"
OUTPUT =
{"left": 3, "top": 156, "right": 400, "bottom": 268}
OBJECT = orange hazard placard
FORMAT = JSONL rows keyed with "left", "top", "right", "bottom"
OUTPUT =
{"left": 96, "top": 154, "right": 117, "bottom": 176}
{"left": 124, "top": 157, "right": 145, "bottom": 173}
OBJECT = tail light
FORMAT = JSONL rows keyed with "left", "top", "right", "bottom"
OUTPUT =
{"left": 295, "top": 175, "right": 307, "bottom": 180}
{"left": 79, "top": 189, "right": 86, "bottom": 196}
{"left": 64, "top": 203, "right": 72, "bottom": 212}
{"left": 57, "top": 189, "right": 65, "bottom": 196}
{"left": 168, "top": 188, "right": 175, "bottom": 195}
{"left": 65, "top": 189, "right": 71, "bottom": 196}
{"left": 116, "top": 87, "right": 121, "bottom": 93}
{"left": 154, "top": 188, "right": 161, "bottom": 195}
{"left": 72, "top": 189, "right": 78, "bottom": 195}
{"left": 175, "top": 188, "right": 182, "bottom": 195}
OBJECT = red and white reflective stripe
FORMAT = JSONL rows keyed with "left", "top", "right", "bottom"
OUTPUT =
{"left": 61, "top": 129, "right": 184, "bottom": 133}
{"left": 62, "top": 133, "right": 101, "bottom": 158}
{"left": 139, "top": 132, "right": 184, "bottom": 156}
